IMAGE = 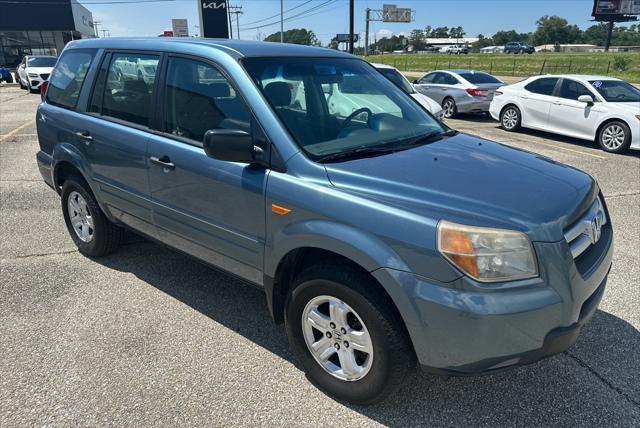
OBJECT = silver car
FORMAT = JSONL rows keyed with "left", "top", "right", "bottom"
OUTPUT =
{"left": 414, "top": 69, "right": 504, "bottom": 118}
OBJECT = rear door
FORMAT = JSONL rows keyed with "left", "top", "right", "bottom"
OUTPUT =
{"left": 520, "top": 77, "right": 560, "bottom": 129}
{"left": 547, "top": 78, "right": 603, "bottom": 139}
{"left": 80, "top": 51, "right": 161, "bottom": 235}
{"left": 146, "top": 55, "right": 267, "bottom": 284}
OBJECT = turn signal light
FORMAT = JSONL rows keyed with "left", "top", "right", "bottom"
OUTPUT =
{"left": 40, "top": 81, "right": 48, "bottom": 101}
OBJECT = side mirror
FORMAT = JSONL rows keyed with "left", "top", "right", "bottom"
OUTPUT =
{"left": 412, "top": 79, "right": 419, "bottom": 84}
{"left": 203, "top": 129, "right": 265, "bottom": 164}
{"left": 578, "top": 95, "right": 594, "bottom": 105}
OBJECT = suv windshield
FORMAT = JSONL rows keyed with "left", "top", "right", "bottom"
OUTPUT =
{"left": 459, "top": 72, "right": 502, "bottom": 84}
{"left": 376, "top": 67, "right": 415, "bottom": 94}
{"left": 243, "top": 57, "right": 444, "bottom": 162}
{"left": 589, "top": 80, "right": 640, "bottom": 103}
{"left": 28, "top": 57, "right": 57, "bottom": 67}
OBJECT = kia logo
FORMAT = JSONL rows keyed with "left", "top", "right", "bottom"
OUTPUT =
{"left": 202, "top": 1, "right": 225, "bottom": 8}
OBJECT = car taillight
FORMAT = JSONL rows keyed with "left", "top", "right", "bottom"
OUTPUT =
{"left": 40, "top": 80, "right": 48, "bottom": 101}
{"left": 494, "top": 91, "right": 503, "bottom": 96}
{"left": 466, "top": 88, "right": 488, "bottom": 97}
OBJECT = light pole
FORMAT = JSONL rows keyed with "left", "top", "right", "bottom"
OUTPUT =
{"left": 280, "top": 0, "right": 284, "bottom": 43}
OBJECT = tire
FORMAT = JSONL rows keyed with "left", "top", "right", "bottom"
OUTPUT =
{"left": 598, "top": 121, "right": 631, "bottom": 153}
{"left": 61, "top": 175, "right": 123, "bottom": 257}
{"left": 285, "top": 263, "right": 415, "bottom": 405}
{"left": 501, "top": 105, "right": 521, "bottom": 131}
{"left": 18, "top": 74, "right": 26, "bottom": 89}
{"left": 442, "top": 97, "right": 457, "bottom": 119}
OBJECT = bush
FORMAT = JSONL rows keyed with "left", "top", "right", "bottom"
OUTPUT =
{"left": 612, "top": 56, "right": 632, "bottom": 71}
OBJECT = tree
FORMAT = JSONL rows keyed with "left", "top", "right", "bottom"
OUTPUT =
{"left": 582, "top": 23, "right": 609, "bottom": 45}
{"left": 409, "top": 28, "right": 426, "bottom": 50}
{"left": 431, "top": 27, "right": 450, "bottom": 38}
{"left": 424, "top": 26, "right": 434, "bottom": 38}
{"left": 449, "top": 26, "right": 465, "bottom": 40}
{"left": 264, "top": 28, "right": 319, "bottom": 45}
{"left": 470, "top": 34, "right": 495, "bottom": 52}
{"left": 492, "top": 30, "right": 531, "bottom": 46}
{"left": 532, "top": 15, "right": 582, "bottom": 46}
{"left": 371, "top": 35, "right": 407, "bottom": 53}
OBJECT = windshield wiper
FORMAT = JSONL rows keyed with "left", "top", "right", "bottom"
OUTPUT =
{"left": 400, "top": 129, "right": 459, "bottom": 147}
{"left": 316, "top": 146, "right": 403, "bottom": 163}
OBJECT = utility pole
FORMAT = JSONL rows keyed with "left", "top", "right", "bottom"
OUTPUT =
{"left": 280, "top": 0, "right": 284, "bottom": 43}
{"left": 101, "top": 29, "right": 109, "bottom": 38}
{"left": 605, "top": 20, "right": 614, "bottom": 52}
{"left": 228, "top": 5, "right": 243, "bottom": 40}
{"left": 227, "top": 0, "right": 233, "bottom": 39}
{"left": 349, "top": 0, "right": 354, "bottom": 53}
{"left": 364, "top": 8, "right": 370, "bottom": 56}
{"left": 92, "top": 20, "right": 101, "bottom": 38}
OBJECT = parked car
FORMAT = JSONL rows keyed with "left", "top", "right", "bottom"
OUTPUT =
{"left": 414, "top": 69, "right": 504, "bottom": 118}
{"left": 422, "top": 45, "right": 441, "bottom": 53}
{"left": 371, "top": 63, "right": 444, "bottom": 120}
{"left": 15, "top": 55, "right": 57, "bottom": 92}
{"left": 37, "top": 39, "right": 613, "bottom": 405}
{"left": 504, "top": 42, "right": 536, "bottom": 54}
{"left": 490, "top": 74, "right": 640, "bottom": 153}
{"left": 441, "top": 45, "right": 469, "bottom": 55}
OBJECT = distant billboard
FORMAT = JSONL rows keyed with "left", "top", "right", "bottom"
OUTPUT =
{"left": 336, "top": 34, "right": 360, "bottom": 43}
{"left": 593, "top": 0, "right": 640, "bottom": 15}
{"left": 382, "top": 4, "right": 412, "bottom": 23}
{"left": 172, "top": 19, "right": 189, "bottom": 37}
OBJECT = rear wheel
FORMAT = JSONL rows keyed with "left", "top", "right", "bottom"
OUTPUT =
{"left": 285, "top": 263, "right": 415, "bottom": 404}
{"left": 501, "top": 105, "right": 521, "bottom": 131}
{"left": 598, "top": 121, "right": 631, "bottom": 153}
{"left": 61, "top": 176, "right": 123, "bottom": 257}
{"left": 442, "top": 97, "right": 457, "bottom": 119}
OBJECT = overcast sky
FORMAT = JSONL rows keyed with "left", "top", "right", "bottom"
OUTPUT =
{"left": 82, "top": 0, "right": 630, "bottom": 44}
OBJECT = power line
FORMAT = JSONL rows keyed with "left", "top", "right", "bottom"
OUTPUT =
{"left": 240, "top": 0, "right": 340, "bottom": 31}
{"left": 240, "top": 0, "right": 314, "bottom": 27}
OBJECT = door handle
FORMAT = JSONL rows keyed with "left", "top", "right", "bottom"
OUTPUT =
{"left": 74, "top": 130, "right": 93, "bottom": 142}
{"left": 150, "top": 155, "right": 175, "bottom": 170}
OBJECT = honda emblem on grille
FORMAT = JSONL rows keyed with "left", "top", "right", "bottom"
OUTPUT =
{"left": 590, "top": 215, "right": 602, "bottom": 245}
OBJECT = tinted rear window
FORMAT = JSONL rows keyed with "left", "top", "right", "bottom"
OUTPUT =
{"left": 525, "top": 77, "right": 559, "bottom": 96}
{"left": 458, "top": 72, "right": 501, "bottom": 84}
{"left": 46, "top": 50, "right": 96, "bottom": 111}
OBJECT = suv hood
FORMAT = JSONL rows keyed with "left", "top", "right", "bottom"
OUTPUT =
{"left": 324, "top": 133, "right": 597, "bottom": 242}
{"left": 27, "top": 66, "right": 53, "bottom": 74}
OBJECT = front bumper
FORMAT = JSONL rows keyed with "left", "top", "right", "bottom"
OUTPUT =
{"left": 372, "top": 230, "right": 613, "bottom": 375}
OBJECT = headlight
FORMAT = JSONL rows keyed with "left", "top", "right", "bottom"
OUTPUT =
{"left": 437, "top": 220, "right": 538, "bottom": 283}
{"left": 28, "top": 73, "right": 39, "bottom": 77}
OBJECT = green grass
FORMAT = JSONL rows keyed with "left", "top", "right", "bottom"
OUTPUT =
{"left": 364, "top": 52, "right": 640, "bottom": 83}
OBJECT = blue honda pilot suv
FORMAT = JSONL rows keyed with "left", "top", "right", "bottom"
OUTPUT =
{"left": 36, "top": 38, "right": 613, "bottom": 404}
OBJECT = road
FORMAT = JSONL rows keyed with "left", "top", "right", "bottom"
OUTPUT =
{"left": 1, "top": 86, "right": 639, "bottom": 426}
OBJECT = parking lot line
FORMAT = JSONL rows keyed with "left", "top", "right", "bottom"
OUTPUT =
{"left": 499, "top": 137, "right": 608, "bottom": 159}
{"left": 0, "top": 119, "right": 35, "bottom": 142}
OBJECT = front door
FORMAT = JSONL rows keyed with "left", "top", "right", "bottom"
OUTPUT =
{"left": 147, "top": 55, "right": 267, "bottom": 284}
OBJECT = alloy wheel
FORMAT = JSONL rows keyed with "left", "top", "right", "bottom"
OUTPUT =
{"left": 443, "top": 99, "right": 456, "bottom": 118}
{"left": 502, "top": 108, "right": 519, "bottom": 130}
{"left": 601, "top": 125, "right": 626, "bottom": 150}
{"left": 302, "top": 295, "right": 373, "bottom": 381}
{"left": 67, "top": 191, "right": 94, "bottom": 243}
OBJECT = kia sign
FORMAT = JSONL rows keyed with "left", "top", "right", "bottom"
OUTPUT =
{"left": 198, "top": 0, "right": 230, "bottom": 38}
{"left": 593, "top": 0, "right": 640, "bottom": 16}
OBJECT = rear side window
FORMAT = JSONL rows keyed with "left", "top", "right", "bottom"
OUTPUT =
{"left": 46, "top": 50, "right": 95, "bottom": 111}
{"left": 163, "top": 56, "right": 251, "bottom": 142}
{"left": 525, "top": 78, "right": 559, "bottom": 96}
{"left": 89, "top": 53, "right": 160, "bottom": 127}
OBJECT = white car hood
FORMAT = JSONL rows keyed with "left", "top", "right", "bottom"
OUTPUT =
{"left": 27, "top": 67, "right": 53, "bottom": 75}
{"left": 410, "top": 91, "right": 442, "bottom": 115}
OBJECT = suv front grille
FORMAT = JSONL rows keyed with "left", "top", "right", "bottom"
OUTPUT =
{"left": 40, "top": 73, "right": 50, "bottom": 80}
{"left": 564, "top": 196, "right": 611, "bottom": 277}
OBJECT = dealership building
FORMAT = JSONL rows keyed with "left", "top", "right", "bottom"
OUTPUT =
{"left": 0, "top": 0, "right": 95, "bottom": 68}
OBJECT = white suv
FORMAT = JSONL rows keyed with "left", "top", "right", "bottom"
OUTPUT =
{"left": 16, "top": 55, "right": 57, "bottom": 92}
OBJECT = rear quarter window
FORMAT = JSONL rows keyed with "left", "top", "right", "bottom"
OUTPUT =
{"left": 524, "top": 77, "right": 559, "bottom": 96}
{"left": 46, "top": 50, "right": 96, "bottom": 111}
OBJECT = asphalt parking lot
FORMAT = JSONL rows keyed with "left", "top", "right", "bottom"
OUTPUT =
{"left": 1, "top": 86, "right": 639, "bottom": 426}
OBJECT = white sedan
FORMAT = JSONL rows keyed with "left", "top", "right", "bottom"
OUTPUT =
{"left": 490, "top": 74, "right": 640, "bottom": 153}
{"left": 371, "top": 63, "right": 444, "bottom": 120}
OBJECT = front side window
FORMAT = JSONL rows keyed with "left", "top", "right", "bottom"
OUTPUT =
{"left": 46, "top": 50, "right": 95, "bottom": 110}
{"left": 243, "top": 57, "right": 444, "bottom": 162}
{"left": 418, "top": 73, "right": 435, "bottom": 84}
{"left": 525, "top": 77, "right": 559, "bottom": 96}
{"left": 558, "top": 79, "right": 595, "bottom": 101}
{"left": 163, "top": 57, "right": 251, "bottom": 142}
{"left": 590, "top": 80, "right": 640, "bottom": 103}
{"left": 100, "top": 53, "right": 160, "bottom": 126}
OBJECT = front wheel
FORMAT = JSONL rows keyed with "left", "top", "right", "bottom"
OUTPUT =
{"left": 501, "top": 105, "right": 521, "bottom": 131}
{"left": 285, "top": 264, "right": 415, "bottom": 404}
{"left": 598, "top": 121, "right": 631, "bottom": 153}
{"left": 61, "top": 176, "right": 123, "bottom": 257}
{"left": 442, "top": 97, "right": 457, "bottom": 119}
